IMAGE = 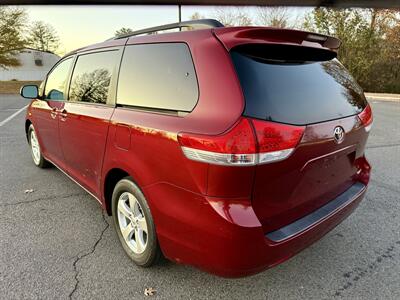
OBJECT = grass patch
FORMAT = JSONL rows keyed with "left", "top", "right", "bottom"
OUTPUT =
{"left": 0, "top": 81, "right": 41, "bottom": 94}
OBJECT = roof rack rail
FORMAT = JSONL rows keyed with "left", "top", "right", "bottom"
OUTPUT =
{"left": 113, "top": 19, "right": 224, "bottom": 40}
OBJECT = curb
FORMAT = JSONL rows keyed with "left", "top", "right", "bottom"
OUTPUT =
{"left": 365, "top": 93, "right": 400, "bottom": 102}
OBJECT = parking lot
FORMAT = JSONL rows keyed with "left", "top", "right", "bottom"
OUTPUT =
{"left": 0, "top": 94, "right": 399, "bottom": 299}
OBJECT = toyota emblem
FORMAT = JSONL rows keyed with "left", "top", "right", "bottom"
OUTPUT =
{"left": 333, "top": 126, "right": 345, "bottom": 144}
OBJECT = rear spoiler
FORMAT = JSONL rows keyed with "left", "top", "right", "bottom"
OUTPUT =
{"left": 213, "top": 27, "right": 341, "bottom": 53}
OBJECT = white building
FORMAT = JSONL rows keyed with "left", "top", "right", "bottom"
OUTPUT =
{"left": 0, "top": 48, "right": 60, "bottom": 81}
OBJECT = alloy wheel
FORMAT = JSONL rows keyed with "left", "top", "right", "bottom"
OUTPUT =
{"left": 117, "top": 192, "right": 148, "bottom": 254}
{"left": 30, "top": 129, "right": 41, "bottom": 165}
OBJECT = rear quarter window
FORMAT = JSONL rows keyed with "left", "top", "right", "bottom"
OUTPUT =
{"left": 231, "top": 45, "right": 367, "bottom": 125}
{"left": 117, "top": 43, "right": 198, "bottom": 112}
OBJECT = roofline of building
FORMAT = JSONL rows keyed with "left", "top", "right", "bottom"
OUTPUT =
{"left": 21, "top": 47, "right": 59, "bottom": 56}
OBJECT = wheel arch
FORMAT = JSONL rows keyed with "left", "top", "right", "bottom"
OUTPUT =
{"left": 103, "top": 168, "right": 130, "bottom": 216}
{"left": 25, "top": 119, "right": 32, "bottom": 142}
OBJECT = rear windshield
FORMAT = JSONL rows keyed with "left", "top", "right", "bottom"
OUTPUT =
{"left": 231, "top": 45, "right": 367, "bottom": 125}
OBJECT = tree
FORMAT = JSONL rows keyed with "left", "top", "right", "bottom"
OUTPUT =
{"left": 0, "top": 7, "right": 27, "bottom": 69}
{"left": 190, "top": 12, "right": 204, "bottom": 20}
{"left": 367, "top": 12, "right": 400, "bottom": 92}
{"left": 28, "top": 21, "right": 60, "bottom": 53}
{"left": 257, "top": 7, "right": 289, "bottom": 28}
{"left": 70, "top": 69, "right": 111, "bottom": 103}
{"left": 303, "top": 8, "right": 399, "bottom": 92}
{"left": 115, "top": 27, "right": 134, "bottom": 37}
{"left": 213, "top": 8, "right": 253, "bottom": 26}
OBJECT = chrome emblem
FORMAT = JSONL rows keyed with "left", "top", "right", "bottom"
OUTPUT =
{"left": 333, "top": 126, "right": 345, "bottom": 144}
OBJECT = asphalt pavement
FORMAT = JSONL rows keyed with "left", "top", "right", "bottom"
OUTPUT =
{"left": 0, "top": 94, "right": 399, "bottom": 299}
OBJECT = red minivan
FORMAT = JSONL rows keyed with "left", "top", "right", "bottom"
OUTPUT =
{"left": 21, "top": 19, "right": 373, "bottom": 277}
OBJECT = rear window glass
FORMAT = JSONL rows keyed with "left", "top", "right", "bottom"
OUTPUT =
{"left": 231, "top": 46, "right": 367, "bottom": 125}
{"left": 117, "top": 43, "right": 198, "bottom": 112}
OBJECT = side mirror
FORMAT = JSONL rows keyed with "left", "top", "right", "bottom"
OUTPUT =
{"left": 20, "top": 85, "right": 39, "bottom": 99}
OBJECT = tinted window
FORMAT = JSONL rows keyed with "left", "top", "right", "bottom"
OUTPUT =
{"left": 45, "top": 58, "right": 73, "bottom": 100}
{"left": 117, "top": 43, "right": 198, "bottom": 112}
{"left": 231, "top": 47, "right": 367, "bottom": 125}
{"left": 69, "top": 51, "right": 119, "bottom": 104}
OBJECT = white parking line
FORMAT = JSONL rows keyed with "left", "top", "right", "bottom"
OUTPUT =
{"left": 0, "top": 105, "right": 28, "bottom": 127}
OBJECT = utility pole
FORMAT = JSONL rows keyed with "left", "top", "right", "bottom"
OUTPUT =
{"left": 178, "top": 4, "right": 182, "bottom": 31}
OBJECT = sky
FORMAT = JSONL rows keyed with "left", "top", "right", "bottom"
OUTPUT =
{"left": 24, "top": 5, "right": 311, "bottom": 55}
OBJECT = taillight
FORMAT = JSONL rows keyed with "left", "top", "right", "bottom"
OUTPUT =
{"left": 358, "top": 104, "right": 373, "bottom": 132}
{"left": 178, "top": 118, "right": 257, "bottom": 166}
{"left": 251, "top": 119, "right": 305, "bottom": 164}
{"left": 178, "top": 118, "right": 305, "bottom": 166}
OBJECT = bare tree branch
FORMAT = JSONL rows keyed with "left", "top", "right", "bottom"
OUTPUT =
{"left": 28, "top": 21, "right": 60, "bottom": 53}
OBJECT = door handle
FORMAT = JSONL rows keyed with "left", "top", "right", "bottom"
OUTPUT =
{"left": 50, "top": 107, "right": 57, "bottom": 119}
{"left": 59, "top": 109, "right": 68, "bottom": 120}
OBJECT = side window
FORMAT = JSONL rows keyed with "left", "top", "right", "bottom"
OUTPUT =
{"left": 69, "top": 51, "right": 119, "bottom": 104}
{"left": 117, "top": 43, "right": 198, "bottom": 112}
{"left": 38, "top": 80, "right": 45, "bottom": 98}
{"left": 45, "top": 58, "right": 73, "bottom": 100}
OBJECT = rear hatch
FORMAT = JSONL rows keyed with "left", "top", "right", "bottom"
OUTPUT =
{"left": 216, "top": 29, "right": 371, "bottom": 233}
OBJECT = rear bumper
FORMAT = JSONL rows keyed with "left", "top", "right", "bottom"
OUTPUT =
{"left": 145, "top": 181, "right": 367, "bottom": 277}
{"left": 266, "top": 182, "right": 365, "bottom": 242}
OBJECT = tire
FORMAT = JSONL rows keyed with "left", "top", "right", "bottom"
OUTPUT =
{"left": 28, "top": 124, "right": 51, "bottom": 168}
{"left": 111, "top": 177, "right": 161, "bottom": 267}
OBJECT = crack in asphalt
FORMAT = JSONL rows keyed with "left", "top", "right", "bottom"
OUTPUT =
{"left": 0, "top": 193, "right": 86, "bottom": 207}
{"left": 366, "top": 143, "right": 400, "bottom": 149}
{"left": 69, "top": 211, "right": 110, "bottom": 300}
{"left": 332, "top": 240, "right": 400, "bottom": 298}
